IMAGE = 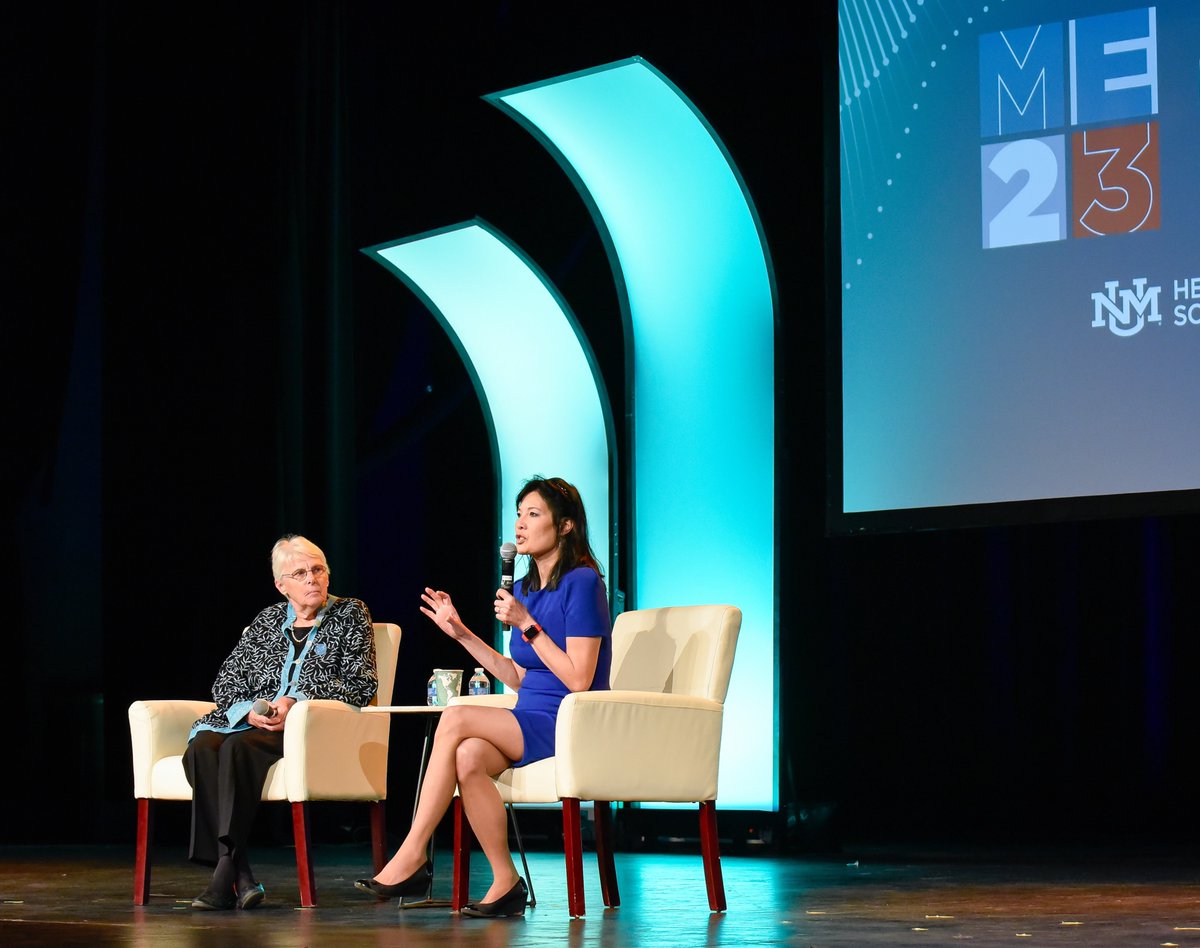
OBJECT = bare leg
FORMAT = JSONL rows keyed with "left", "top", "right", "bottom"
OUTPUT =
{"left": 374, "top": 706, "right": 523, "bottom": 885}
{"left": 458, "top": 736, "right": 522, "bottom": 903}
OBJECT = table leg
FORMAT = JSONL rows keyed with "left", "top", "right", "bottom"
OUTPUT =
{"left": 400, "top": 712, "right": 453, "bottom": 909}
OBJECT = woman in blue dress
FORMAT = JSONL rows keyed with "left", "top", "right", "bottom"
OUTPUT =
{"left": 355, "top": 476, "right": 611, "bottom": 917}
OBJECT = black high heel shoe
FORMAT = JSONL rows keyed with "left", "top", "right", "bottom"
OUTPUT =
{"left": 353, "top": 860, "right": 433, "bottom": 900}
{"left": 460, "top": 877, "right": 528, "bottom": 918}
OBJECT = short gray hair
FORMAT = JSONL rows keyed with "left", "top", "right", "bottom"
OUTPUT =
{"left": 270, "top": 534, "right": 329, "bottom": 580}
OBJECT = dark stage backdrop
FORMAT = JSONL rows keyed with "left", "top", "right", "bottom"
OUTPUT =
{"left": 4, "top": 1, "right": 1198, "bottom": 852}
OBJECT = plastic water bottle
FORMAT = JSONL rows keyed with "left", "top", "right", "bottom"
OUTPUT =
{"left": 426, "top": 672, "right": 438, "bottom": 706}
{"left": 468, "top": 667, "right": 490, "bottom": 696}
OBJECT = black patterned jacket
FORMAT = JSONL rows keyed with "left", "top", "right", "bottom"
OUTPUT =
{"left": 189, "top": 595, "right": 377, "bottom": 737}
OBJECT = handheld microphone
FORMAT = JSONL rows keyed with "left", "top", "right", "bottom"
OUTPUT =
{"left": 499, "top": 541, "right": 518, "bottom": 630}
{"left": 252, "top": 698, "right": 277, "bottom": 719}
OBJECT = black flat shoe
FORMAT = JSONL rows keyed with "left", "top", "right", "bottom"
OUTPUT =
{"left": 353, "top": 861, "right": 433, "bottom": 900}
{"left": 236, "top": 881, "right": 265, "bottom": 910}
{"left": 191, "top": 885, "right": 236, "bottom": 911}
{"left": 460, "top": 877, "right": 528, "bottom": 918}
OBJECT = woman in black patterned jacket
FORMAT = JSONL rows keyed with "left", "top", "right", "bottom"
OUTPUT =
{"left": 183, "top": 534, "right": 377, "bottom": 911}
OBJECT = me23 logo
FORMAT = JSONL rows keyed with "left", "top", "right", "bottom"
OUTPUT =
{"left": 979, "top": 6, "right": 1159, "bottom": 249}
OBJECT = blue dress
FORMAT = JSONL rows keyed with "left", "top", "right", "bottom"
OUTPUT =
{"left": 509, "top": 566, "right": 611, "bottom": 767}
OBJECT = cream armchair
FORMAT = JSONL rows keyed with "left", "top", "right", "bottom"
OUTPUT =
{"left": 449, "top": 604, "right": 741, "bottom": 916}
{"left": 129, "top": 622, "right": 402, "bottom": 907}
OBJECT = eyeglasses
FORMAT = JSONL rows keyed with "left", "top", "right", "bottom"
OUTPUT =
{"left": 283, "top": 565, "right": 328, "bottom": 582}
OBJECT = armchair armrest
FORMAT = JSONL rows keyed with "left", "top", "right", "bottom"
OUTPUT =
{"left": 129, "top": 700, "right": 216, "bottom": 798}
{"left": 553, "top": 690, "right": 726, "bottom": 802}
{"left": 281, "top": 700, "right": 392, "bottom": 801}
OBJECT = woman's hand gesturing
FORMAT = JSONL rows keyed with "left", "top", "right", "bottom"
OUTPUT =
{"left": 420, "top": 587, "right": 464, "bottom": 639}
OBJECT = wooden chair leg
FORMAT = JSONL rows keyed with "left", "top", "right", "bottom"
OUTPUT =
{"left": 292, "top": 802, "right": 317, "bottom": 907}
{"left": 369, "top": 800, "right": 387, "bottom": 874}
{"left": 452, "top": 797, "right": 473, "bottom": 910}
{"left": 133, "top": 798, "right": 153, "bottom": 905}
{"left": 594, "top": 800, "right": 620, "bottom": 907}
{"left": 698, "top": 800, "right": 726, "bottom": 912}
{"left": 563, "top": 798, "right": 585, "bottom": 917}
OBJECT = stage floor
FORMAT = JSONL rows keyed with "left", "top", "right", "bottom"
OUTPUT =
{"left": 1, "top": 843, "right": 1199, "bottom": 946}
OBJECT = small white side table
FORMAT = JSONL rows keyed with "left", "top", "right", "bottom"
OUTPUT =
{"left": 361, "top": 705, "right": 448, "bottom": 908}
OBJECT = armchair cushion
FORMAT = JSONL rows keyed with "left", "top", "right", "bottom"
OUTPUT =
{"left": 448, "top": 693, "right": 517, "bottom": 710}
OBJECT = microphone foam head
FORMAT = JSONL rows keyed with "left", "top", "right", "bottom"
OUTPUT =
{"left": 252, "top": 698, "right": 271, "bottom": 716}
{"left": 499, "top": 542, "right": 518, "bottom": 561}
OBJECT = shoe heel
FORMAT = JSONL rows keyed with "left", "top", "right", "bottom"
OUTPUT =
{"left": 500, "top": 881, "right": 527, "bottom": 916}
{"left": 461, "top": 878, "right": 527, "bottom": 917}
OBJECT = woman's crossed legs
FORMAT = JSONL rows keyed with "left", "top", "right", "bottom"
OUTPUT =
{"left": 375, "top": 705, "right": 525, "bottom": 903}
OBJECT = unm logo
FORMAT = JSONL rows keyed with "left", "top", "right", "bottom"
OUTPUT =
{"left": 1091, "top": 278, "right": 1162, "bottom": 337}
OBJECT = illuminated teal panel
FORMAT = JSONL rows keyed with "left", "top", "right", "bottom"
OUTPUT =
{"left": 363, "top": 221, "right": 614, "bottom": 616}
{"left": 490, "top": 60, "right": 776, "bottom": 810}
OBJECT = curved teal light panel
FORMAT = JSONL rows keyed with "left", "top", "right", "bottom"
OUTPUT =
{"left": 362, "top": 221, "right": 613, "bottom": 600}
{"left": 490, "top": 59, "right": 776, "bottom": 810}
